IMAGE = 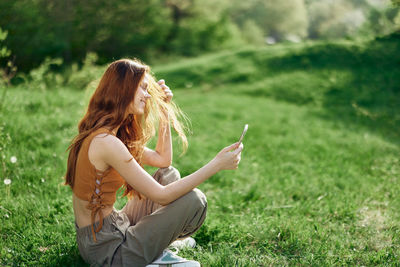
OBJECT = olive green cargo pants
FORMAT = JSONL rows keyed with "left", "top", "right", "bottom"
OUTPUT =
{"left": 75, "top": 166, "right": 207, "bottom": 267}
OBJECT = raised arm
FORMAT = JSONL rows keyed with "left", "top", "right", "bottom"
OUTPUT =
{"left": 92, "top": 134, "right": 243, "bottom": 206}
{"left": 141, "top": 117, "right": 172, "bottom": 168}
{"left": 142, "top": 79, "right": 173, "bottom": 168}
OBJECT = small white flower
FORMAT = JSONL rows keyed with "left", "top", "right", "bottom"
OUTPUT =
{"left": 41, "top": 178, "right": 45, "bottom": 183}
{"left": 4, "top": 214, "right": 9, "bottom": 219}
{"left": 4, "top": 178, "right": 11, "bottom": 185}
{"left": 10, "top": 156, "right": 17, "bottom": 163}
{"left": 39, "top": 246, "right": 49, "bottom": 253}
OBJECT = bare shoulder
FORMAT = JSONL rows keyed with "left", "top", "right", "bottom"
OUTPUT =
{"left": 90, "top": 133, "right": 126, "bottom": 154}
{"left": 88, "top": 133, "right": 133, "bottom": 169}
{"left": 88, "top": 133, "right": 140, "bottom": 177}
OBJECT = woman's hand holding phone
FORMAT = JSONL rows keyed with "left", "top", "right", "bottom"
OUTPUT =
{"left": 213, "top": 142, "right": 243, "bottom": 171}
{"left": 212, "top": 124, "right": 248, "bottom": 171}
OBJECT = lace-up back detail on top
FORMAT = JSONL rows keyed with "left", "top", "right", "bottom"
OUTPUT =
{"left": 73, "top": 128, "right": 125, "bottom": 241}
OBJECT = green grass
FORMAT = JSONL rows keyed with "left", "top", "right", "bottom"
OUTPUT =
{"left": 1, "top": 34, "right": 400, "bottom": 266}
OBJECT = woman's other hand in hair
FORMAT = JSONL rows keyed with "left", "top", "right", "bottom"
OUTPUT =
{"left": 213, "top": 142, "right": 244, "bottom": 171}
{"left": 158, "top": 79, "right": 173, "bottom": 103}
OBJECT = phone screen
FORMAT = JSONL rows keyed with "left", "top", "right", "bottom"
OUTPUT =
{"left": 238, "top": 124, "right": 248, "bottom": 144}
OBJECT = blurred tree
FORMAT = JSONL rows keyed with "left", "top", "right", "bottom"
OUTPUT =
{"left": 229, "top": 0, "right": 308, "bottom": 41}
{"left": 357, "top": 0, "right": 400, "bottom": 36}
{"left": 0, "top": 0, "right": 240, "bottom": 71}
{"left": 224, "top": 0, "right": 260, "bottom": 28}
{"left": 308, "top": 0, "right": 366, "bottom": 39}
{"left": 1, "top": 0, "right": 397, "bottom": 72}
{"left": 0, "top": 28, "right": 12, "bottom": 77}
{"left": 70, "top": 0, "right": 171, "bottom": 64}
{"left": 0, "top": 27, "right": 16, "bottom": 109}
{"left": 162, "top": 0, "right": 194, "bottom": 51}
{"left": 162, "top": 0, "right": 239, "bottom": 55}
{"left": 364, "top": 6, "right": 400, "bottom": 34}
{"left": 0, "top": 0, "right": 47, "bottom": 71}
{"left": 262, "top": 0, "right": 309, "bottom": 40}
{"left": 241, "top": 20, "right": 265, "bottom": 45}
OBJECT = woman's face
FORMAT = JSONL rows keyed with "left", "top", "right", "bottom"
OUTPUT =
{"left": 128, "top": 75, "right": 151, "bottom": 115}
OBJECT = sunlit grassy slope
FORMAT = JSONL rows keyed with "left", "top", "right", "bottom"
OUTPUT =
{"left": 1, "top": 33, "right": 399, "bottom": 266}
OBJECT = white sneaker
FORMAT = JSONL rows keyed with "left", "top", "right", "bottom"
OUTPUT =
{"left": 169, "top": 237, "right": 196, "bottom": 250}
{"left": 146, "top": 249, "right": 200, "bottom": 267}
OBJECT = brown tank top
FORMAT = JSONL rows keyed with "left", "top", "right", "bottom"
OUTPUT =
{"left": 73, "top": 128, "right": 124, "bottom": 241}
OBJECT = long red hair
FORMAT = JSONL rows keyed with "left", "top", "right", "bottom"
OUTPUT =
{"left": 65, "top": 58, "right": 188, "bottom": 198}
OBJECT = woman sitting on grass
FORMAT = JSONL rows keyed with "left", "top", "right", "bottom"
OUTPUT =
{"left": 64, "top": 59, "right": 244, "bottom": 267}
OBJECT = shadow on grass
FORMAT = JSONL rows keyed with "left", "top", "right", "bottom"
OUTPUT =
{"left": 252, "top": 32, "right": 400, "bottom": 143}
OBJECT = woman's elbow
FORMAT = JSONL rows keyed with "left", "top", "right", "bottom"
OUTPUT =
{"left": 152, "top": 187, "right": 172, "bottom": 206}
{"left": 156, "top": 196, "right": 171, "bottom": 206}
{"left": 159, "top": 159, "right": 172, "bottom": 168}
{"left": 158, "top": 199, "right": 170, "bottom": 206}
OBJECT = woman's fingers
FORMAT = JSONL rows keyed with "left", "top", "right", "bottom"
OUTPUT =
{"left": 157, "top": 79, "right": 170, "bottom": 92}
{"left": 160, "top": 84, "right": 170, "bottom": 92}
{"left": 157, "top": 79, "right": 173, "bottom": 102}
{"left": 215, "top": 142, "right": 244, "bottom": 170}
{"left": 232, "top": 144, "right": 243, "bottom": 168}
{"left": 164, "top": 88, "right": 172, "bottom": 95}
{"left": 219, "top": 143, "right": 243, "bottom": 169}
{"left": 233, "top": 143, "right": 244, "bottom": 155}
{"left": 160, "top": 84, "right": 169, "bottom": 90}
{"left": 222, "top": 142, "right": 239, "bottom": 153}
{"left": 235, "top": 155, "right": 241, "bottom": 163}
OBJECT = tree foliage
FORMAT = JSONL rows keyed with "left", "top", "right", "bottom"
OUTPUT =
{"left": 0, "top": 0, "right": 172, "bottom": 71}
{"left": 0, "top": 0, "right": 398, "bottom": 73}
{"left": 308, "top": 0, "right": 366, "bottom": 39}
{"left": 0, "top": 0, "right": 237, "bottom": 71}
{"left": 0, "top": 27, "right": 16, "bottom": 86}
{"left": 229, "top": 0, "right": 309, "bottom": 40}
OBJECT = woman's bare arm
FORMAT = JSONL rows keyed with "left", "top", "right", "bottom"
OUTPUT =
{"left": 141, "top": 79, "right": 174, "bottom": 168}
{"left": 141, "top": 118, "right": 172, "bottom": 168}
{"left": 92, "top": 134, "right": 242, "bottom": 205}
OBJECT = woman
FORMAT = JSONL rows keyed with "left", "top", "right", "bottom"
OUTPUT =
{"left": 65, "top": 59, "right": 243, "bottom": 267}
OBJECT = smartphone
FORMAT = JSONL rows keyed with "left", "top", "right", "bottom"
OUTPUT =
{"left": 238, "top": 124, "right": 248, "bottom": 144}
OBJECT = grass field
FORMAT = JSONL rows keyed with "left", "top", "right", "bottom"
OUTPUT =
{"left": 1, "top": 34, "right": 399, "bottom": 266}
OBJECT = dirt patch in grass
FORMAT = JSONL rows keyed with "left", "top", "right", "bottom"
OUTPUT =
{"left": 358, "top": 206, "right": 392, "bottom": 251}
